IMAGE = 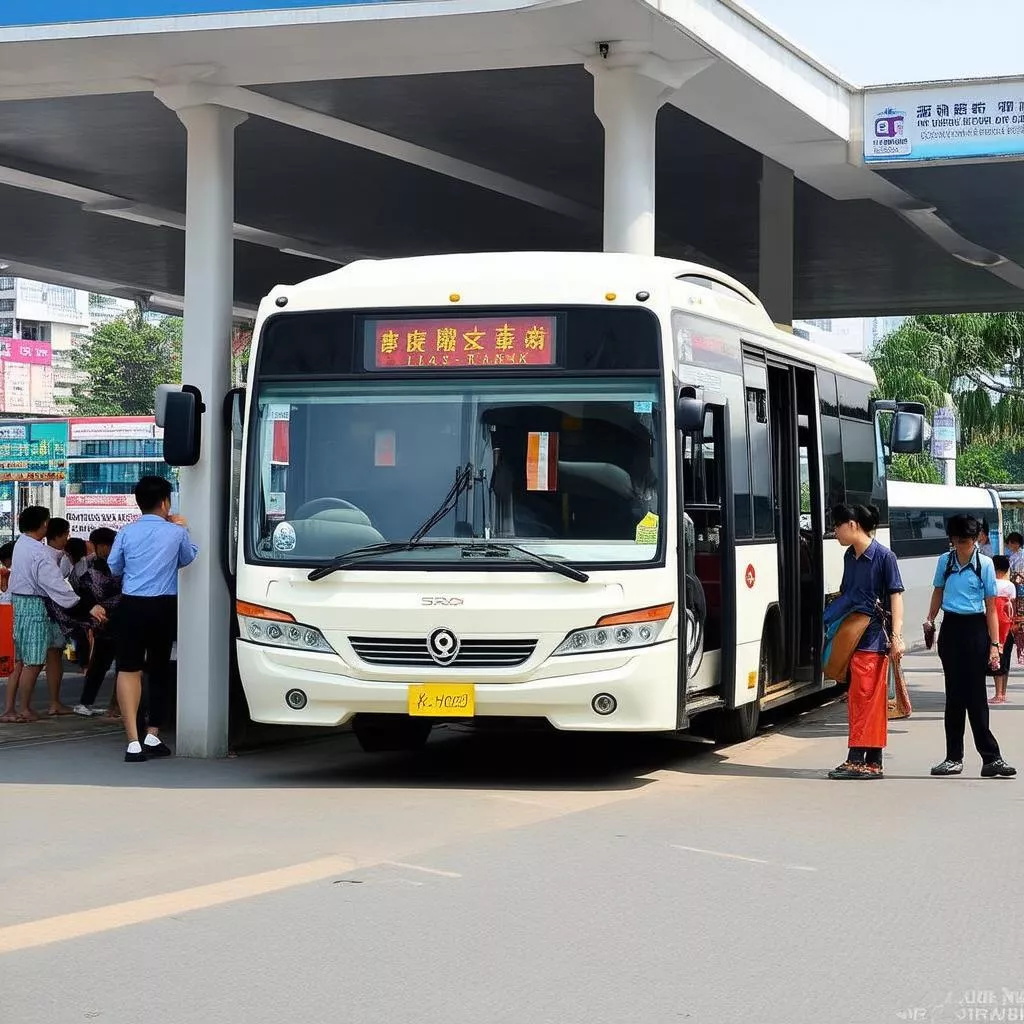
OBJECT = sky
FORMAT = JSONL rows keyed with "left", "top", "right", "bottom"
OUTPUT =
{"left": 740, "top": 0, "right": 1023, "bottom": 86}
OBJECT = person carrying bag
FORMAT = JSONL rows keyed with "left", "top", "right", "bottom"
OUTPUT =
{"left": 825, "top": 503, "right": 906, "bottom": 780}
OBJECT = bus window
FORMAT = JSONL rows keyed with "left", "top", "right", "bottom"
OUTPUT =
{"left": 744, "top": 359, "right": 774, "bottom": 539}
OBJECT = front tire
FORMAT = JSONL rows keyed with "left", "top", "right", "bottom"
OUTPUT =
{"left": 352, "top": 715, "right": 433, "bottom": 753}
{"left": 712, "top": 635, "right": 769, "bottom": 745}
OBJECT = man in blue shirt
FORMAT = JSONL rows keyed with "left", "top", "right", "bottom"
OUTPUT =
{"left": 925, "top": 513, "right": 1015, "bottom": 779}
{"left": 108, "top": 476, "right": 199, "bottom": 763}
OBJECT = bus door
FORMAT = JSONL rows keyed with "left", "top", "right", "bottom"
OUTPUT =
{"left": 678, "top": 395, "right": 735, "bottom": 713}
{"left": 765, "top": 361, "right": 822, "bottom": 683}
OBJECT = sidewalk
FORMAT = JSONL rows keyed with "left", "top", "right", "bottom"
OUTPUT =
{"left": 0, "top": 665, "right": 121, "bottom": 748}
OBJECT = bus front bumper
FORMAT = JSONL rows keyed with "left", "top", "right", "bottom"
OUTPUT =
{"left": 236, "top": 639, "right": 680, "bottom": 732}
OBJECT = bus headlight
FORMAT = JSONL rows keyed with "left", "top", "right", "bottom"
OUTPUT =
{"left": 552, "top": 603, "right": 673, "bottom": 656}
{"left": 236, "top": 600, "right": 335, "bottom": 654}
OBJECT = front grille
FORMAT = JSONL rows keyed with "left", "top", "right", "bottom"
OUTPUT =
{"left": 349, "top": 636, "right": 537, "bottom": 668}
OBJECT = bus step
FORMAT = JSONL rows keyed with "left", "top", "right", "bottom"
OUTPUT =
{"left": 683, "top": 693, "right": 725, "bottom": 717}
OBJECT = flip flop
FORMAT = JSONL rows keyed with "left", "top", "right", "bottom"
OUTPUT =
{"left": 0, "top": 712, "right": 23, "bottom": 723}
{"left": 47, "top": 707, "right": 74, "bottom": 717}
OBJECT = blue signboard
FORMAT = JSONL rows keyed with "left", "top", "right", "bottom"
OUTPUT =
{"left": 865, "top": 82, "right": 1024, "bottom": 164}
{"left": 0, "top": 0, "right": 390, "bottom": 27}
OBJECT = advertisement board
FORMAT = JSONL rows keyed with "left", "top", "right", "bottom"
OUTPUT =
{"left": 0, "top": 0, "right": 398, "bottom": 28}
{"left": 64, "top": 493, "right": 141, "bottom": 534}
{"left": 0, "top": 421, "right": 68, "bottom": 482}
{"left": 0, "top": 339, "right": 53, "bottom": 366}
{"left": 865, "top": 81, "right": 1024, "bottom": 164}
{"left": 12, "top": 281, "right": 88, "bottom": 327}
{"left": 69, "top": 417, "right": 162, "bottom": 441}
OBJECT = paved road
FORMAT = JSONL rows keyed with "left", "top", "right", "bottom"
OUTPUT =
{"left": 1, "top": 650, "right": 1022, "bottom": 1024}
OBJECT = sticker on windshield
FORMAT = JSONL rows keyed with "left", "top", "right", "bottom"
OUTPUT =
{"left": 272, "top": 521, "right": 296, "bottom": 553}
{"left": 635, "top": 511, "right": 659, "bottom": 545}
{"left": 526, "top": 431, "right": 558, "bottom": 491}
{"left": 633, "top": 400, "right": 653, "bottom": 414}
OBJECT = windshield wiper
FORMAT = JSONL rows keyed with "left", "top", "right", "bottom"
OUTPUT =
{"left": 308, "top": 464, "right": 477, "bottom": 581}
{"left": 409, "top": 462, "right": 475, "bottom": 545}
{"left": 461, "top": 541, "right": 590, "bottom": 583}
{"left": 307, "top": 540, "right": 463, "bottom": 581}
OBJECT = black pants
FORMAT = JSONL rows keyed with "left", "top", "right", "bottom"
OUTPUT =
{"left": 79, "top": 632, "right": 116, "bottom": 707}
{"left": 937, "top": 613, "right": 1001, "bottom": 763}
{"left": 114, "top": 596, "right": 176, "bottom": 731}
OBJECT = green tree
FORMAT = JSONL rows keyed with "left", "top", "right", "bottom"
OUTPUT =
{"left": 955, "top": 441, "right": 1014, "bottom": 488}
{"left": 870, "top": 312, "right": 1024, "bottom": 444}
{"left": 63, "top": 310, "right": 182, "bottom": 416}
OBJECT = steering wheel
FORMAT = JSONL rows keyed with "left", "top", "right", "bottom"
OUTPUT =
{"left": 294, "top": 497, "right": 368, "bottom": 520}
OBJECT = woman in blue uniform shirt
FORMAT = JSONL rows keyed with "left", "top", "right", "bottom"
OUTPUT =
{"left": 925, "top": 514, "right": 1016, "bottom": 778}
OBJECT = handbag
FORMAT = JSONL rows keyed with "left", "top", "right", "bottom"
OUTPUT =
{"left": 823, "top": 611, "right": 871, "bottom": 682}
{"left": 887, "top": 657, "right": 912, "bottom": 719}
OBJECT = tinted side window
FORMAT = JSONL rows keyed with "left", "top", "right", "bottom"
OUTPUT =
{"left": 721, "top": 373, "right": 751, "bottom": 540}
{"left": 890, "top": 505, "right": 995, "bottom": 557}
{"left": 821, "top": 415, "right": 844, "bottom": 534}
{"left": 838, "top": 375, "right": 872, "bottom": 420}
{"left": 840, "top": 418, "right": 875, "bottom": 508}
{"left": 818, "top": 370, "right": 839, "bottom": 418}
{"left": 744, "top": 359, "right": 774, "bottom": 538}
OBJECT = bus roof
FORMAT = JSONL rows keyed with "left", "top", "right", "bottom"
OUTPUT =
{"left": 269, "top": 251, "right": 875, "bottom": 383}
{"left": 887, "top": 480, "right": 999, "bottom": 509}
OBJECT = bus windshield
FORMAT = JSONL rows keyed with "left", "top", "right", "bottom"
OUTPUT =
{"left": 249, "top": 377, "right": 664, "bottom": 567}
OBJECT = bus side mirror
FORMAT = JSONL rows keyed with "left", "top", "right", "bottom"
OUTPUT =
{"left": 676, "top": 390, "right": 705, "bottom": 433}
{"left": 223, "top": 386, "right": 245, "bottom": 434}
{"left": 163, "top": 385, "right": 206, "bottom": 466}
{"left": 890, "top": 410, "right": 925, "bottom": 454}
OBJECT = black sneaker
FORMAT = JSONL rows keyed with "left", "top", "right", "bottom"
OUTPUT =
{"left": 828, "top": 761, "right": 867, "bottom": 780}
{"left": 124, "top": 748, "right": 147, "bottom": 763}
{"left": 143, "top": 740, "right": 173, "bottom": 758}
{"left": 981, "top": 759, "right": 1017, "bottom": 778}
{"left": 930, "top": 759, "right": 964, "bottom": 776}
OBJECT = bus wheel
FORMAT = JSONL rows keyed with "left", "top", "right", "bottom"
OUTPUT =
{"left": 352, "top": 715, "right": 433, "bottom": 753}
{"left": 711, "top": 637, "right": 769, "bottom": 745}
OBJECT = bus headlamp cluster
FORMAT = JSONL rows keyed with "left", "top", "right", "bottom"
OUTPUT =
{"left": 552, "top": 603, "right": 673, "bottom": 656}
{"left": 236, "top": 601, "right": 335, "bottom": 654}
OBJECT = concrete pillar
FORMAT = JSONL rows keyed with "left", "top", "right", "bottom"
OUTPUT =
{"left": 588, "top": 54, "right": 712, "bottom": 255}
{"left": 758, "top": 156, "right": 795, "bottom": 326}
{"left": 174, "top": 103, "right": 246, "bottom": 758}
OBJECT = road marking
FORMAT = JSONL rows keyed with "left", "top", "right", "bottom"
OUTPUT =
{"left": 0, "top": 854, "right": 357, "bottom": 955}
{"left": 382, "top": 861, "right": 462, "bottom": 878}
{"left": 670, "top": 844, "right": 817, "bottom": 872}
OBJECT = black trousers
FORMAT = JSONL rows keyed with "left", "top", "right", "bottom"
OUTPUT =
{"left": 79, "top": 632, "right": 116, "bottom": 707}
{"left": 937, "top": 613, "right": 1001, "bottom": 763}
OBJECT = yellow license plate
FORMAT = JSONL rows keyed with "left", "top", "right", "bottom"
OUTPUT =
{"left": 408, "top": 683, "right": 475, "bottom": 717}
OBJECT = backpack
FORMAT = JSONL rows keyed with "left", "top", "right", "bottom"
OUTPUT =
{"left": 943, "top": 549, "right": 982, "bottom": 583}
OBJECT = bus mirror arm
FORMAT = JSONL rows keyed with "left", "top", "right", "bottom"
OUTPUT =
{"left": 223, "top": 387, "right": 246, "bottom": 434}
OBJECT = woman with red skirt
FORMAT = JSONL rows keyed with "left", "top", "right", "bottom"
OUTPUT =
{"left": 826, "top": 503, "right": 905, "bottom": 780}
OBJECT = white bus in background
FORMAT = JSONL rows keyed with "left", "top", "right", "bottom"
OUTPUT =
{"left": 888, "top": 481, "right": 1002, "bottom": 642}
{"left": 166, "top": 252, "right": 925, "bottom": 753}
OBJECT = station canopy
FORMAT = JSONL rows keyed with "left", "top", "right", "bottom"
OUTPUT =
{"left": 1, "top": 0, "right": 1023, "bottom": 319}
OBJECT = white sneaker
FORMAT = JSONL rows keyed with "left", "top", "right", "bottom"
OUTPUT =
{"left": 72, "top": 704, "right": 97, "bottom": 717}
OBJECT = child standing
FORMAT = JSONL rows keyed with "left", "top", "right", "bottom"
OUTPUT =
{"left": 990, "top": 554, "right": 1016, "bottom": 704}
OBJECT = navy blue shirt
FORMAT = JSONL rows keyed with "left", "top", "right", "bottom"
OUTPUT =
{"left": 840, "top": 539, "right": 905, "bottom": 652}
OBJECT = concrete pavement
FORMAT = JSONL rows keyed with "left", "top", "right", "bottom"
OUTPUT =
{"left": 1, "top": 649, "right": 1022, "bottom": 1024}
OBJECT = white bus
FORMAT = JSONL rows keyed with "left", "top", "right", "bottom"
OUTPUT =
{"left": 888, "top": 480, "right": 1002, "bottom": 640}
{"left": 176, "top": 253, "right": 925, "bottom": 752}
